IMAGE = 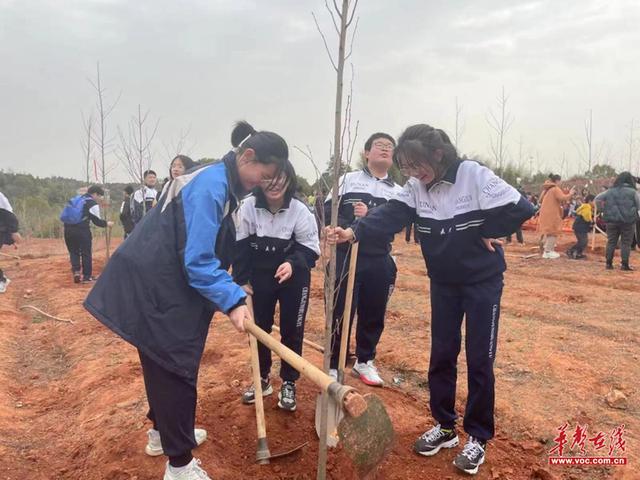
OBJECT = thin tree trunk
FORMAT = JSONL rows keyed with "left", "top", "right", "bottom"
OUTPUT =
{"left": 318, "top": 1, "right": 349, "bottom": 479}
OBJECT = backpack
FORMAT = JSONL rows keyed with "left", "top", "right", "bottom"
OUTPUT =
{"left": 60, "top": 195, "right": 88, "bottom": 225}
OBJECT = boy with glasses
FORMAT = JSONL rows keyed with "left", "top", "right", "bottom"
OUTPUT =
{"left": 324, "top": 133, "right": 402, "bottom": 386}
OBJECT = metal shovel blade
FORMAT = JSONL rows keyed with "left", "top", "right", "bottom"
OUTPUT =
{"left": 337, "top": 393, "right": 395, "bottom": 478}
{"left": 268, "top": 441, "right": 309, "bottom": 460}
{"left": 315, "top": 392, "right": 343, "bottom": 447}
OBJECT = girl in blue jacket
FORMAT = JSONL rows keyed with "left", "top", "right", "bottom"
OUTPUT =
{"left": 328, "top": 124, "right": 534, "bottom": 476}
{"left": 84, "top": 121, "right": 289, "bottom": 480}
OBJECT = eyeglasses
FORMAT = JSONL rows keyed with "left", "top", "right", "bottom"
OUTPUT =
{"left": 372, "top": 141, "right": 394, "bottom": 151}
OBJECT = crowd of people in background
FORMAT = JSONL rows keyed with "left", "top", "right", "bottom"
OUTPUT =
{"left": 0, "top": 124, "right": 639, "bottom": 479}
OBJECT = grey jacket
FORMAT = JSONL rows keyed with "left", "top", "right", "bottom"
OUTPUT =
{"left": 596, "top": 186, "right": 640, "bottom": 224}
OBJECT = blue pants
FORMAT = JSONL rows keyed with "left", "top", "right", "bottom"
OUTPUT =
{"left": 428, "top": 275, "right": 503, "bottom": 442}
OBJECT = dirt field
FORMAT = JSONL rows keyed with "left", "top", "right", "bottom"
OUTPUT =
{"left": 0, "top": 231, "right": 637, "bottom": 480}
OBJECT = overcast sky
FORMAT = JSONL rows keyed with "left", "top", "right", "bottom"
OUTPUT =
{"left": 2, "top": 0, "right": 640, "bottom": 183}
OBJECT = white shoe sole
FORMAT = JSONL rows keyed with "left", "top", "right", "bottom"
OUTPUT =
{"left": 277, "top": 391, "right": 297, "bottom": 412}
{"left": 146, "top": 430, "right": 208, "bottom": 456}
{"left": 350, "top": 368, "right": 384, "bottom": 387}
{"left": 416, "top": 436, "right": 459, "bottom": 457}
{"left": 242, "top": 385, "right": 273, "bottom": 405}
{"left": 453, "top": 454, "right": 485, "bottom": 475}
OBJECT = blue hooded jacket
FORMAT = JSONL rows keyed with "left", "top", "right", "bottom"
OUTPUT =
{"left": 83, "top": 152, "right": 246, "bottom": 378}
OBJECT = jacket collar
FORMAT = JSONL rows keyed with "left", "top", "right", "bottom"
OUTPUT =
{"left": 425, "top": 159, "right": 462, "bottom": 191}
{"left": 363, "top": 166, "right": 395, "bottom": 187}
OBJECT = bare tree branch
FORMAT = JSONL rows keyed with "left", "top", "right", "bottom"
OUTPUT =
{"left": 332, "top": 0, "right": 341, "bottom": 17}
{"left": 117, "top": 104, "right": 159, "bottom": 184}
{"left": 344, "top": 16, "right": 359, "bottom": 60}
{"left": 294, "top": 145, "right": 332, "bottom": 193}
{"left": 312, "top": 12, "right": 338, "bottom": 71}
{"left": 325, "top": 0, "right": 340, "bottom": 34}
{"left": 346, "top": 0, "right": 359, "bottom": 27}
{"left": 486, "top": 86, "right": 514, "bottom": 171}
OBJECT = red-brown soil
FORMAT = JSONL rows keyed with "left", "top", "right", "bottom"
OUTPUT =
{"left": 0, "top": 231, "right": 637, "bottom": 480}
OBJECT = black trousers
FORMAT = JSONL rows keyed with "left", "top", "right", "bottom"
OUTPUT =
{"left": 252, "top": 268, "right": 311, "bottom": 382}
{"left": 506, "top": 228, "right": 523, "bottom": 244}
{"left": 64, "top": 226, "right": 93, "bottom": 279}
{"left": 605, "top": 222, "right": 635, "bottom": 265}
{"left": 330, "top": 249, "right": 397, "bottom": 369}
{"left": 631, "top": 221, "right": 640, "bottom": 249}
{"left": 405, "top": 222, "right": 420, "bottom": 243}
{"left": 428, "top": 275, "right": 503, "bottom": 442}
{"left": 568, "top": 230, "right": 589, "bottom": 256}
{"left": 139, "top": 351, "right": 198, "bottom": 463}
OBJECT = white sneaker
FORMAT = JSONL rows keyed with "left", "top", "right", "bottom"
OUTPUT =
{"left": 0, "top": 278, "right": 10, "bottom": 293}
{"left": 328, "top": 369, "right": 338, "bottom": 381}
{"left": 146, "top": 428, "right": 208, "bottom": 456}
{"left": 542, "top": 251, "right": 560, "bottom": 259}
{"left": 163, "top": 458, "right": 211, "bottom": 480}
{"left": 351, "top": 360, "right": 384, "bottom": 387}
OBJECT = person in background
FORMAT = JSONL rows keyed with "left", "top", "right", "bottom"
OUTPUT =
{"left": 0, "top": 191, "right": 22, "bottom": 293}
{"left": 131, "top": 170, "right": 159, "bottom": 226}
{"left": 60, "top": 185, "right": 114, "bottom": 283}
{"left": 120, "top": 186, "right": 134, "bottom": 239}
{"left": 595, "top": 171, "right": 640, "bottom": 271}
{"left": 506, "top": 185, "right": 526, "bottom": 245}
{"left": 538, "top": 174, "right": 575, "bottom": 259}
{"left": 632, "top": 176, "right": 640, "bottom": 251}
{"left": 566, "top": 194, "right": 594, "bottom": 259}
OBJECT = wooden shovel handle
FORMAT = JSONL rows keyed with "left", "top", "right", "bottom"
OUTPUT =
{"left": 272, "top": 325, "right": 324, "bottom": 354}
{"left": 338, "top": 242, "right": 359, "bottom": 375}
{"left": 246, "top": 298, "right": 268, "bottom": 443}
{"left": 245, "top": 317, "right": 334, "bottom": 394}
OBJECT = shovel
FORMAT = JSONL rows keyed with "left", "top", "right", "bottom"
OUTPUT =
{"left": 315, "top": 242, "right": 359, "bottom": 447}
{"left": 244, "top": 317, "right": 394, "bottom": 477}
{"left": 337, "top": 242, "right": 359, "bottom": 383}
{"left": 246, "top": 297, "right": 307, "bottom": 464}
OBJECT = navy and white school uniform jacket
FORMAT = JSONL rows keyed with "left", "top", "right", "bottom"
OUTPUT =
{"left": 353, "top": 160, "right": 535, "bottom": 284}
{"left": 130, "top": 186, "right": 158, "bottom": 224}
{"left": 0, "top": 192, "right": 18, "bottom": 247}
{"left": 84, "top": 152, "right": 246, "bottom": 379}
{"left": 324, "top": 167, "right": 404, "bottom": 256}
{"left": 233, "top": 192, "right": 320, "bottom": 286}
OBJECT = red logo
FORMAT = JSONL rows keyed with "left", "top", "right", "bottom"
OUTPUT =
{"left": 548, "top": 423, "right": 627, "bottom": 467}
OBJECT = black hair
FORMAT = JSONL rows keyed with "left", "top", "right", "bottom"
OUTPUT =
{"left": 255, "top": 160, "right": 298, "bottom": 201}
{"left": 393, "top": 124, "right": 458, "bottom": 171}
{"left": 584, "top": 194, "right": 595, "bottom": 202}
{"left": 143, "top": 170, "right": 157, "bottom": 178}
{"left": 231, "top": 120, "right": 289, "bottom": 169}
{"left": 87, "top": 185, "right": 105, "bottom": 196}
{"left": 124, "top": 185, "right": 134, "bottom": 195}
{"left": 170, "top": 155, "right": 196, "bottom": 179}
{"left": 548, "top": 173, "right": 561, "bottom": 182}
{"left": 364, "top": 132, "right": 396, "bottom": 151}
{"left": 613, "top": 171, "right": 637, "bottom": 188}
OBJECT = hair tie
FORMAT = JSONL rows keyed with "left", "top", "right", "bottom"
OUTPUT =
{"left": 238, "top": 133, "right": 253, "bottom": 147}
